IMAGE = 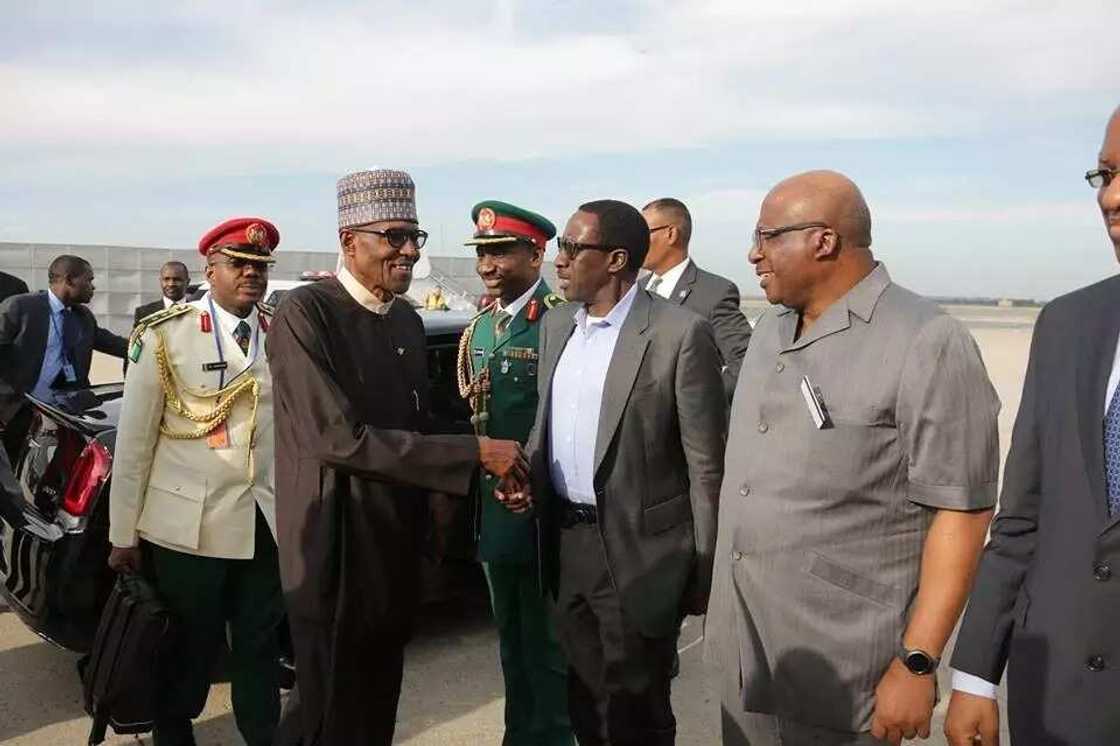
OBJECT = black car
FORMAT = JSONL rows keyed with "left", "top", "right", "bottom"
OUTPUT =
{"left": 0, "top": 309, "right": 476, "bottom": 652}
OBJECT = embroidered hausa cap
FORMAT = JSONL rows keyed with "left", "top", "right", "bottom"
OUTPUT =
{"left": 197, "top": 217, "right": 279, "bottom": 263}
{"left": 337, "top": 168, "right": 418, "bottom": 229}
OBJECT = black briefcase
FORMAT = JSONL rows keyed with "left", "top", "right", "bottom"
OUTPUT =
{"left": 78, "top": 572, "right": 177, "bottom": 744}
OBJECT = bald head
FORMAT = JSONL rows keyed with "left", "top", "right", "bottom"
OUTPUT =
{"left": 765, "top": 170, "right": 872, "bottom": 249}
{"left": 1097, "top": 106, "right": 1120, "bottom": 255}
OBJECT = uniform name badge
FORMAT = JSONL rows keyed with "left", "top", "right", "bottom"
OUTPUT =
{"left": 207, "top": 421, "right": 230, "bottom": 449}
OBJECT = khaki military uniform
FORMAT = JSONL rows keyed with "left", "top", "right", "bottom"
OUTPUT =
{"left": 109, "top": 297, "right": 283, "bottom": 746}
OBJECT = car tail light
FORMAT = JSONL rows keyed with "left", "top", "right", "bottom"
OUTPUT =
{"left": 60, "top": 441, "right": 112, "bottom": 517}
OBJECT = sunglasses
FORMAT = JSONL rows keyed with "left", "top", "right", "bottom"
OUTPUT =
{"left": 208, "top": 256, "right": 272, "bottom": 272}
{"left": 556, "top": 237, "right": 620, "bottom": 258}
{"left": 350, "top": 227, "right": 429, "bottom": 250}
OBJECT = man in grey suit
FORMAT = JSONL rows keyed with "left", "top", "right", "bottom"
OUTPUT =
{"left": 501, "top": 199, "right": 726, "bottom": 745}
{"left": 642, "top": 198, "right": 752, "bottom": 397}
{"left": 945, "top": 107, "right": 1120, "bottom": 745}
{"left": 705, "top": 171, "right": 1000, "bottom": 745}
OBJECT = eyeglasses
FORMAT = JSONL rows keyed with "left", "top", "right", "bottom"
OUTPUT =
{"left": 648, "top": 225, "right": 671, "bottom": 235}
{"left": 349, "top": 227, "right": 429, "bottom": 250}
{"left": 752, "top": 221, "right": 831, "bottom": 248}
{"left": 1086, "top": 168, "right": 1116, "bottom": 188}
{"left": 556, "top": 237, "right": 620, "bottom": 258}
{"left": 208, "top": 257, "right": 271, "bottom": 272}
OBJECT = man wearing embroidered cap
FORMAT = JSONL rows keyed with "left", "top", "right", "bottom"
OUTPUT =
{"left": 458, "top": 200, "right": 572, "bottom": 746}
{"left": 108, "top": 217, "right": 283, "bottom": 746}
{"left": 268, "top": 170, "right": 528, "bottom": 745}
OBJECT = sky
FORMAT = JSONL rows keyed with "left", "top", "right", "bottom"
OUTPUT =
{"left": 2, "top": 0, "right": 1119, "bottom": 301}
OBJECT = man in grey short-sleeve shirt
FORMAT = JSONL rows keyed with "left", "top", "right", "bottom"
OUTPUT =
{"left": 706, "top": 170, "right": 1000, "bottom": 746}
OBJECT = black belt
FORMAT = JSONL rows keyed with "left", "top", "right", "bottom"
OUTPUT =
{"left": 560, "top": 499, "right": 598, "bottom": 528}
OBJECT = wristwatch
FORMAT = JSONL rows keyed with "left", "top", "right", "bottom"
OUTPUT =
{"left": 897, "top": 645, "right": 940, "bottom": 675}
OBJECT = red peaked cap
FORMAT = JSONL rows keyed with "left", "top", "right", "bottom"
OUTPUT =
{"left": 197, "top": 217, "right": 280, "bottom": 261}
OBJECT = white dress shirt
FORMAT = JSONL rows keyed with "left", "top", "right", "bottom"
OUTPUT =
{"left": 32, "top": 290, "right": 71, "bottom": 399}
{"left": 497, "top": 278, "right": 542, "bottom": 320}
{"left": 951, "top": 322, "right": 1120, "bottom": 699}
{"left": 338, "top": 265, "right": 393, "bottom": 315}
{"left": 162, "top": 295, "right": 180, "bottom": 309}
{"left": 646, "top": 257, "right": 691, "bottom": 300}
{"left": 548, "top": 284, "right": 639, "bottom": 504}
{"left": 194, "top": 293, "right": 260, "bottom": 379}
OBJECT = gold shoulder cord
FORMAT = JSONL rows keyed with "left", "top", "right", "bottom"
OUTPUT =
{"left": 153, "top": 332, "right": 261, "bottom": 483}
{"left": 456, "top": 315, "right": 490, "bottom": 435}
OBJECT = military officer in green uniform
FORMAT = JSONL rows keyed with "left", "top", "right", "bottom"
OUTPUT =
{"left": 457, "top": 201, "right": 572, "bottom": 746}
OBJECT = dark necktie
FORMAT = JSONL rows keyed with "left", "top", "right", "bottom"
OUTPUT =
{"left": 233, "top": 320, "right": 251, "bottom": 355}
{"left": 494, "top": 309, "right": 512, "bottom": 337}
{"left": 61, "top": 307, "right": 81, "bottom": 357}
{"left": 1104, "top": 383, "right": 1120, "bottom": 516}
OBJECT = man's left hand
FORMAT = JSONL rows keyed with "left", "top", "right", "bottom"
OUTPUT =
{"left": 870, "top": 658, "right": 936, "bottom": 744}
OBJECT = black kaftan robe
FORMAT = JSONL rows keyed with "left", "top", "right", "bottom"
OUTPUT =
{"left": 266, "top": 278, "right": 479, "bottom": 745}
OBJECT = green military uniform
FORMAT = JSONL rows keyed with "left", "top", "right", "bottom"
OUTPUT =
{"left": 458, "top": 201, "right": 573, "bottom": 746}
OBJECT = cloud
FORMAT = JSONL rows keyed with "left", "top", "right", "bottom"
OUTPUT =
{"left": 4, "top": 0, "right": 1116, "bottom": 176}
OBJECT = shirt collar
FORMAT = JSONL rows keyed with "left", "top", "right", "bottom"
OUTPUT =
{"left": 47, "top": 289, "right": 66, "bottom": 314}
{"left": 162, "top": 295, "right": 179, "bottom": 309}
{"left": 200, "top": 292, "right": 258, "bottom": 339}
{"left": 338, "top": 265, "right": 393, "bottom": 315}
{"left": 776, "top": 261, "right": 891, "bottom": 323}
{"left": 497, "top": 278, "right": 542, "bottom": 320}
{"left": 574, "top": 282, "right": 640, "bottom": 330}
{"left": 649, "top": 257, "right": 691, "bottom": 295}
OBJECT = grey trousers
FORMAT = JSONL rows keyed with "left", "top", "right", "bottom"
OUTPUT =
{"left": 721, "top": 705, "right": 887, "bottom": 746}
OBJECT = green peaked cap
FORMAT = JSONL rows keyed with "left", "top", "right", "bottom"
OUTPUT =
{"left": 466, "top": 200, "right": 557, "bottom": 248}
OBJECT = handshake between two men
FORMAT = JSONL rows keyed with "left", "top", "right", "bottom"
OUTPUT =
{"left": 477, "top": 436, "right": 531, "bottom": 510}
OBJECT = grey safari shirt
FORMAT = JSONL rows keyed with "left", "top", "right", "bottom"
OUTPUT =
{"left": 705, "top": 263, "right": 1000, "bottom": 733}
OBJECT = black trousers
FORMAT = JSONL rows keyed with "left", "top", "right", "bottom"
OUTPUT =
{"left": 146, "top": 508, "right": 284, "bottom": 746}
{"left": 552, "top": 523, "right": 677, "bottom": 746}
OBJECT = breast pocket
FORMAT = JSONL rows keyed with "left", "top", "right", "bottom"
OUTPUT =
{"left": 137, "top": 477, "right": 206, "bottom": 550}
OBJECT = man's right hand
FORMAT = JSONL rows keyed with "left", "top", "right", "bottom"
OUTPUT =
{"left": 944, "top": 690, "right": 1000, "bottom": 745}
{"left": 478, "top": 437, "right": 528, "bottom": 484}
{"left": 107, "top": 546, "right": 142, "bottom": 575}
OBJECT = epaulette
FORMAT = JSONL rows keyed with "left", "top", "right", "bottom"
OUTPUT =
{"left": 128, "top": 303, "right": 193, "bottom": 362}
{"left": 542, "top": 293, "right": 564, "bottom": 309}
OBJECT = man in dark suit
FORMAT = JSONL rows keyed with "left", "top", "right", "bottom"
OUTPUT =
{"left": 0, "top": 271, "right": 28, "bottom": 304}
{"left": 0, "top": 255, "right": 127, "bottom": 461}
{"left": 133, "top": 260, "right": 190, "bottom": 325}
{"left": 503, "top": 199, "right": 727, "bottom": 745}
{"left": 946, "top": 107, "right": 1120, "bottom": 744}
{"left": 125, "top": 261, "right": 190, "bottom": 375}
{"left": 641, "top": 198, "right": 752, "bottom": 397}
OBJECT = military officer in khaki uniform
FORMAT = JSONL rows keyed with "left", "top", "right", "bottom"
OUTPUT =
{"left": 458, "top": 201, "right": 572, "bottom": 746}
{"left": 108, "top": 217, "right": 284, "bottom": 746}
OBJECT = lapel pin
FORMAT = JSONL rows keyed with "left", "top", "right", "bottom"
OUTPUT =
{"left": 396, "top": 347, "right": 405, "bottom": 356}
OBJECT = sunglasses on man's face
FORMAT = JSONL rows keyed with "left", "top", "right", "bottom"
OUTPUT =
{"left": 350, "top": 227, "right": 429, "bottom": 250}
{"left": 556, "top": 237, "right": 620, "bottom": 258}
{"left": 209, "top": 257, "right": 271, "bottom": 272}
